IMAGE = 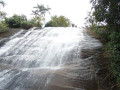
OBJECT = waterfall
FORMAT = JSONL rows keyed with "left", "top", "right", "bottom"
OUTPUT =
{"left": 0, "top": 27, "right": 102, "bottom": 90}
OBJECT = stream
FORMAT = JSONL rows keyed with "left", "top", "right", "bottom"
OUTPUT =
{"left": 0, "top": 27, "right": 102, "bottom": 90}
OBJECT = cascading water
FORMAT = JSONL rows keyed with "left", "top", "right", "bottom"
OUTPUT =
{"left": 0, "top": 27, "right": 102, "bottom": 90}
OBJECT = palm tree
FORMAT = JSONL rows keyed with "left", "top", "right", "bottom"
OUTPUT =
{"left": 0, "top": 0, "right": 5, "bottom": 7}
{"left": 32, "top": 4, "right": 51, "bottom": 19}
{"left": 0, "top": 0, "right": 5, "bottom": 21}
{"left": 32, "top": 4, "right": 51, "bottom": 27}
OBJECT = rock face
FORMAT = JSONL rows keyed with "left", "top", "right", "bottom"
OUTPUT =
{"left": 0, "top": 27, "right": 103, "bottom": 90}
{"left": 85, "top": 28, "right": 112, "bottom": 90}
{"left": 0, "top": 29, "right": 23, "bottom": 47}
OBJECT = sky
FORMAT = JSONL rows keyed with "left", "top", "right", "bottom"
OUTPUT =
{"left": 2, "top": 0, "right": 92, "bottom": 27}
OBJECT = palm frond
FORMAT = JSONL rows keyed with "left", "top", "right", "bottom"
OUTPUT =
{"left": 0, "top": 0, "right": 5, "bottom": 7}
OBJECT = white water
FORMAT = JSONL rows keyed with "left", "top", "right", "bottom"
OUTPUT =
{"left": 0, "top": 27, "right": 84, "bottom": 69}
{"left": 0, "top": 27, "right": 102, "bottom": 90}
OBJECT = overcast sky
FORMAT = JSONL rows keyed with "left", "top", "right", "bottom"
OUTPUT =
{"left": 2, "top": 0, "right": 92, "bottom": 27}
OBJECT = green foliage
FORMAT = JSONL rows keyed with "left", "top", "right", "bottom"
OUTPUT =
{"left": 29, "top": 18, "right": 37, "bottom": 26}
{"left": 91, "top": 25, "right": 110, "bottom": 41}
{"left": 0, "top": 0, "right": 8, "bottom": 33}
{"left": 32, "top": 4, "right": 51, "bottom": 19}
{"left": 5, "top": 14, "right": 27, "bottom": 28}
{"left": 0, "top": 11, "right": 6, "bottom": 20}
{"left": 32, "top": 4, "right": 51, "bottom": 27}
{"left": 45, "top": 15, "right": 71, "bottom": 27}
{"left": 20, "top": 20, "right": 33, "bottom": 30}
{"left": 84, "top": 12, "right": 96, "bottom": 27}
{"left": 89, "top": 0, "right": 120, "bottom": 88}
{"left": 5, "top": 14, "right": 41, "bottom": 29}
{"left": 45, "top": 20, "right": 53, "bottom": 27}
{"left": 91, "top": 0, "right": 119, "bottom": 26}
{"left": 29, "top": 17, "right": 42, "bottom": 27}
{"left": 0, "top": 21, "right": 9, "bottom": 33}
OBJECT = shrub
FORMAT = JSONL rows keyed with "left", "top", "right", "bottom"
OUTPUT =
{"left": 4, "top": 14, "right": 43, "bottom": 30}
{"left": 5, "top": 14, "right": 27, "bottom": 28}
{"left": 20, "top": 21, "right": 33, "bottom": 30}
{"left": 45, "top": 21, "right": 53, "bottom": 27}
{"left": 45, "top": 15, "right": 71, "bottom": 27}
{"left": 29, "top": 17, "right": 42, "bottom": 27}
{"left": 0, "top": 21, "right": 9, "bottom": 33}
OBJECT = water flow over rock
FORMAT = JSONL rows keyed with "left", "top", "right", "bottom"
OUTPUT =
{"left": 0, "top": 27, "right": 102, "bottom": 90}
{"left": 0, "top": 27, "right": 83, "bottom": 69}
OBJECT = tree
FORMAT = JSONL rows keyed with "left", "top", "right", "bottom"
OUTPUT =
{"left": 45, "top": 15, "right": 71, "bottom": 27}
{"left": 0, "top": 0, "right": 8, "bottom": 33}
{"left": 0, "top": 0, "right": 6, "bottom": 21}
{"left": 84, "top": 11, "right": 97, "bottom": 27}
{"left": 90, "top": 0, "right": 119, "bottom": 26}
{"left": 32, "top": 4, "right": 51, "bottom": 27}
{"left": 5, "top": 14, "right": 28, "bottom": 28}
{"left": 0, "top": 0, "right": 5, "bottom": 7}
{"left": 0, "top": 11, "right": 6, "bottom": 21}
{"left": 90, "top": 0, "right": 120, "bottom": 88}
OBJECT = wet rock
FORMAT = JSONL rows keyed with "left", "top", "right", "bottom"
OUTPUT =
{"left": 0, "top": 27, "right": 104, "bottom": 90}
{"left": 0, "top": 38, "right": 10, "bottom": 47}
